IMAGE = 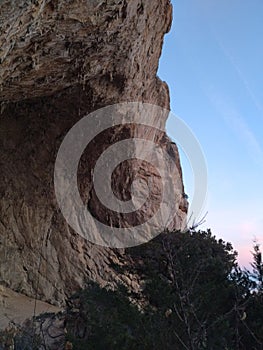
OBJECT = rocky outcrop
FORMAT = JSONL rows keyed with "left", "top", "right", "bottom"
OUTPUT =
{"left": 0, "top": 0, "right": 171, "bottom": 104}
{"left": 0, "top": 0, "right": 187, "bottom": 305}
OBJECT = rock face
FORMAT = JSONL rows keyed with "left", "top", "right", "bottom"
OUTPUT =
{"left": 0, "top": 285, "right": 60, "bottom": 330}
{"left": 0, "top": 0, "right": 187, "bottom": 305}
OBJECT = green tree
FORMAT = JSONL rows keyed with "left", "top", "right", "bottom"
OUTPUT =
{"left": 65, "top": 230, "right": 263, "bottom": 350}
{"left": 251, "top": 241, "right": 263, "bottom": 293}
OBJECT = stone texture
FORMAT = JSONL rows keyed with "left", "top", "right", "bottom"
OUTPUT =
{"left": 0, "top": 0, "right": 187, "bottom": 305}
{"left": 0, "top": 285, "right": 60, "bottom": 330}
{"left": 0, "top": 0, "right": 172, "bottom": 104}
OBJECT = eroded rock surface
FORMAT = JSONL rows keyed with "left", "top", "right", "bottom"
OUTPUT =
{"left": 0, "top": 0, "right": 187, "bottom": 306}
{"left": 0, "top": 285, "right": 61, "bottom": 330}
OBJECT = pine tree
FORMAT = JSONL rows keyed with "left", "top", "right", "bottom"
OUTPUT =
{"left": 251, "top": 241, "right": 263, "bottom": 293}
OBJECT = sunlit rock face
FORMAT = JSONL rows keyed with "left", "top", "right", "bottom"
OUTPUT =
{"left": 0, "top": 0, "right": 187, "bottom": 305}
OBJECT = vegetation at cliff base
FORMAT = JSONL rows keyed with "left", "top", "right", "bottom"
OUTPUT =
{"left": 2, "top": 229, "right": 260, "bottom": 349}
{"left": 66, "top": 229, "right": 263, "bottom": 350}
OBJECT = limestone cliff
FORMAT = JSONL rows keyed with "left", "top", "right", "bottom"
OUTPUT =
{"left": 0, "top": 0, "right": 187, "bottom": 305}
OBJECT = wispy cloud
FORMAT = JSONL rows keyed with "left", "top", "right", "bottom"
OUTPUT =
{"left": 205, "top": 85, "right": 263, "bottom": 168}
{"left": 216, "top": 39, "right": 263, "bottom": 115}
{"left": 199, "top": 4, "right": 263, "bottom": 116}
{"left": 227, "top": 111, "right": 263, "bottom": 166}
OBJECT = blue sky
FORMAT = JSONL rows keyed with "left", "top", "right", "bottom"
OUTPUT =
{"left": 158, "top": 0, "right": 263, "bottom": 267}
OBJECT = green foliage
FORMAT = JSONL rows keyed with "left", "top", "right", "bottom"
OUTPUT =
{"left": 251, "top": 241, "right": 263, "bottom": 292}
{"left": 66, "top": 230, "right": 263, "bottom": 350}
{"left": 66, "top": 283, "right": 144, "bottom": 350}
